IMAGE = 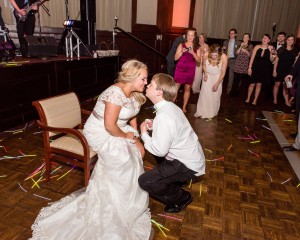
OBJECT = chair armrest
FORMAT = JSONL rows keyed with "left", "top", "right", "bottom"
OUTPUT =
{"left": 37, "top": 120, "right": 90, "bottom": 153}
{"left": 81, "top": 108, "right": 92, "bottom": 116}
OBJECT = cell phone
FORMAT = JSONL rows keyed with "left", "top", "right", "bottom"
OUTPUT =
{"left": 286, "top": 81, "right": 292, "bottom": 88}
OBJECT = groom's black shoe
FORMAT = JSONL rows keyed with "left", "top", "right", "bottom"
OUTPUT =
{"left": 174, "top": 181, "right": 188, "bottom": 187}
{"left": 282, "top": 145, "right": 299, "bottom": 151}
{"left": 164, "top": 193, "right": 192, "bottom": 213}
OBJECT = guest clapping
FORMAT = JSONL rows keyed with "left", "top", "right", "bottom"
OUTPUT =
{"left": 230, "top": 33, "right": 253, "bottom": 96}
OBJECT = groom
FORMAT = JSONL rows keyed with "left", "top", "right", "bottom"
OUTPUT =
{"left": 139, "top": 73, "right": 205, "bottom": 213}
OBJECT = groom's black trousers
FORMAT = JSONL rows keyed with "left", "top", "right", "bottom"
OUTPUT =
{"left": 138, "top": 159, "right": 196, "bottom": 206}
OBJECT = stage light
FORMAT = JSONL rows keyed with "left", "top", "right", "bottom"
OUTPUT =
{"left": 63, "top": 20, "right": 80, "bottom": 29}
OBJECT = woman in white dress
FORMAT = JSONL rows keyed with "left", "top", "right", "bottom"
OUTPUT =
{"left": 194, "top": 44, "right": 228, "bottom": 119}
{"left": 30, "top": 59, "right": 152, "bottom": 240}
{"left": 192, "top": 33, "right": 209, "bottom": 93}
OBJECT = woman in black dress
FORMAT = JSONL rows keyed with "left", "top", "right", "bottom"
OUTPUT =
{"left": 273, "top": 34, "right": 298, "bottom": 106}
{"left": 245, "top": 34, "right": 276, "bottom": 105}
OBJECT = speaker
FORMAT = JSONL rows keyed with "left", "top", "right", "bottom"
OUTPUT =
{"left": 80, "top": 20, "right": 96, "bottom": 45}
{"left": 80, "top": 0, "right": 96, "bottom": 21}
{"left": 23, "top": 36, "right": 58, "bottom": 57}
{"left": 80, "top": 0, "right": 96, "bottom": 45}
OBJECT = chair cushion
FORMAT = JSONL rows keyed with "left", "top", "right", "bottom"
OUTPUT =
{"left": 50, "top": 133, "right": 96, "bottom": 158}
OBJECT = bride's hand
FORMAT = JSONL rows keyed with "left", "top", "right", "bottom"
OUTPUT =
{"left": 125, "top": 132, "right": 134, "bottom": 140}
{"left": 212, "top": 83, "right": 218, "bottom": 92}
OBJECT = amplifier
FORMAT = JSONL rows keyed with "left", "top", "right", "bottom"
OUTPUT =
{"left": 24, "top": 36, "right": 58, "bottom": 57}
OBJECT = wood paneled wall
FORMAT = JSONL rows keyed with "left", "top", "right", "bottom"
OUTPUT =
{"left": 0, "top": 57, "right": 119, "bottom": 131}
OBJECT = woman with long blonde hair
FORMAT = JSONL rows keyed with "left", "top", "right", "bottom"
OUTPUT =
{"left": 194, "top": 44, "right": 228, "bottom": 119}
{"left": 30, "top": 59, "right": 152, "bottom": 240}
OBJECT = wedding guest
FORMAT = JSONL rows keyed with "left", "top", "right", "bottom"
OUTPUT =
{"left": 245, "top": 34, "right": 276, "bottom": 105}
{"left": 273, "top": 32, "right": 286, "bottom": 50}
{"left": 230, "top": 33, "right": 253, "bottom": 96}
{"left": 139, "top": 73, "right": 205, "bottom": 213}
{"left": 273, "top": 34, "right": 298, "bottom": 105}
{"left": 166, "top": 34, "right": 185, "bottom": 77}
{"left": 194, "top": 44, "right": 228, "bottom": 119}
{"left": 282, "top": 56, "right": 300, "bottom": 151}
{"left": 0, "top": 6, "right": 5, "bottom": 29}
{"left": 174, "top": 27, "right": 201, "bottom": 113}
{"left": 223, "top": 28, "right": 241, "bottom": 94}
{"left": 291, "top": 53, "right": 300, "bottom": 115}
{"left": 30, "top": 60, "right": 152, "bottom": 240}
{"left": 192, "top": 33, "right": 209, "bottom": 93}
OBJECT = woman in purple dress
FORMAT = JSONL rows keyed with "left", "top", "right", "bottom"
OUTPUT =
{"left": 174, "top": 28, "right": 201, "bottom": 113}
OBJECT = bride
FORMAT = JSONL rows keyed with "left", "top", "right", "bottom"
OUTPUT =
{"left": 30, "top": 59, "right": 152, "bottom": 240}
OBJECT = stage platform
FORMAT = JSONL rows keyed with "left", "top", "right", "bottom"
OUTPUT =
{"left": 0, "top": 55, "right": 120, "bottom": 132}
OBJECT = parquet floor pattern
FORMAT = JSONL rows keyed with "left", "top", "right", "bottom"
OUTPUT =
{"left": 0, "top": 96, "right": 299, "bottom": 240}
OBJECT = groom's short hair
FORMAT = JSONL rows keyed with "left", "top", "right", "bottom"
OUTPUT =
{"left": 153, "top": 73, "right": 177, "bottom": 102}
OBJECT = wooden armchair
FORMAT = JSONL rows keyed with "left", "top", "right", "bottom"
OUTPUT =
{"left": 32, "top": 92, "right": 97, "bottom": 186}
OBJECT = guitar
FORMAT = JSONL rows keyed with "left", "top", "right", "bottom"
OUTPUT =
{"left": 13, "top": 0, "right": 48, "bottom": 22}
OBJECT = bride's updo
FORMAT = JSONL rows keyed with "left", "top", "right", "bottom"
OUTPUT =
{"left": 116, "top": 59, "right": 147, "bottom": 106}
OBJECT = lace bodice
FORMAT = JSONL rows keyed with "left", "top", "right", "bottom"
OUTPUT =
{"left": 93, "top": 85, "right": 140, "bottom": 127}
{"left": 206, "top": 59, "right": 222, "bottom": 75}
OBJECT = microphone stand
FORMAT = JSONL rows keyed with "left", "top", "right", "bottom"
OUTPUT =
{"left": 112, "top": 17, "right": 119, "bottom": 50}
{"left": 272, "top": 24, "right": 276, "bottom": 42}
{"left": 66, "top": 0, "right": 69, "bottom": 20}
{"left": 41, "top": 3, "right": 50, "bottom": 17}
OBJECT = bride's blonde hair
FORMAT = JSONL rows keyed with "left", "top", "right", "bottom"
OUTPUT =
{"left": 208, "top": 44, "right": 222, "bottom": 65}
{"left": 116, "top": 59, "right": 147, "bottom": 106}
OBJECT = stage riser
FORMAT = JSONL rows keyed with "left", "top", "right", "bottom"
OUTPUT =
{"left": 0, "top": 56, "right": 119, "bottom": 132}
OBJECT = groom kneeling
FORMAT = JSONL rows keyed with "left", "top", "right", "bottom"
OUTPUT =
{"left": 139, "top": 73, "right": 206, "bottom": 213}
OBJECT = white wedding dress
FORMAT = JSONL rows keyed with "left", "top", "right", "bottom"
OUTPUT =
{"left": 30, "top": 86, "right": 151, "bottom": 240}
{"left": 194, "top": 59, "right": 223, "bottom": 119}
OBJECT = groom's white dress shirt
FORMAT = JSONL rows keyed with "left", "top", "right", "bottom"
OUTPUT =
{"left": 141, "top": 100, "right": 205, "bottom": 176}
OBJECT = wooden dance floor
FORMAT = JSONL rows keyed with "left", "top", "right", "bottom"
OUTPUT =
{"left": 0, "top": 88, "right": 300, "bottom": 239}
